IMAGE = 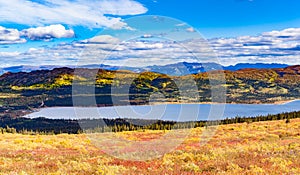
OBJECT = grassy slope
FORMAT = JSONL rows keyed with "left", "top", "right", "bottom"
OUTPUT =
{"left": 0, "top": 118, "right": 299, "bottom": 174}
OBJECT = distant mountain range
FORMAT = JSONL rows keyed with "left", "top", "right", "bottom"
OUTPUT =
{"left": 224, "top": 63, "right": 290, "bottom": 71}
{"left": 0, "top": 62, "right": 289, "bottom": 76}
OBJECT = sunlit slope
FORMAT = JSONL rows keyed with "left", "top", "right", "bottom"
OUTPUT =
{"left": 0, "top": 118, "right": 299, "bottom": 174}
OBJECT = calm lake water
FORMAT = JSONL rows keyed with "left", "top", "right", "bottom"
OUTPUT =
{"left": 24, "top": 100, "right": 300, "bottom": 121}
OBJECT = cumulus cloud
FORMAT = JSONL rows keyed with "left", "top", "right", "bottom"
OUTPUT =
{"left": 176, "top": 23, "right": 187, "bottom": 27}
{"left": 141, "top": 34, "right": 153, "bottom": 38}
{"left": 0, "top": 26, "right": 26, "bottom": 44}
{"left": 209, "top": 28, "right": 300, "bottom": 65}
{"left": 126, "top": 41, "right": 164, "bottom": 50}
{"left": 186, "top": 27, "right": 196, "bottom": 33}
{"left": 0, "top": 25, "right": 76, "bottom": 43}
{"left": 262, "top": 28, "right": 300, "bottom": 38}
{"left": 74, "top": 28, "right": 300, "bottom": 66}
{"left": 21, "top": 24, "right": 74, "bottom": 41}
{"left": 97, "top": 0, "right": 148, "bottom": 15}
{"left": 85, "top": 35, "right": 120, "bottom": 44}
{"left": 1, "top": 28, "right": 300, "bottom": 67}
{"left": 0, "top": 0, "right": 147, "bottom": 29}
{"left": 0, "top": 51, "right": 20, "bottom": 57}
{"left": 75, "top": 35, "right": 123, "bottom": 52}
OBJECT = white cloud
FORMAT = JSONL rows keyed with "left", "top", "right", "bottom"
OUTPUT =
{"left": 0, "top": 51, "right": 20, "bottom": 57}
{"left": 0, "top": 0, "right": 147, "bottom": 29}
{"left": 28, "top": 48, "right": 45, "bottom": 54}
{"left": 1, "top": 28, "right": 300, "bottom": 67}
{"left": 262, "top": 28, "right": 300, "bottom": 38}
{"left": 0, "top": 24, "right": 76, "bottom": 43}
{"left": 86, "top": 35, "right": 120, "bottom": 44}
{"left": 0, "top": 26, "right": 26, "bottom": 44}
{"left": 127, "top": 41, "right": 164, "bottom": 50}
{"left": 21, "top": 24, "right": 74, "bottom": 41}
{"left": 176, "top": 23, "right": 187, "bottom": 27}
{"left": 186, "top": 27, "right": 196, "bottom": 33}
{"left": 76, "top": 35, "right": 122, "bottom": 52}
{"left": 208, "top": 28, "right": 300, "bottom": 65}
{"left": 141, "top": 34, "right": 153, "bottom": 38}
{"left": 97, "top": 0, "right": 148, "bottom": 15}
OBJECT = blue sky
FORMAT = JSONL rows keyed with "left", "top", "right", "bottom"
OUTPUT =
{"left": 0, "top": 0, "right": 299, "bottom": 67}
{"left": 141, "top": 0, "right": 300, "bottom": 37}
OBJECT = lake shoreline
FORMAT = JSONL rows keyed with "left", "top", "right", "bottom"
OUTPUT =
{"left": 147, "top": 99, "right": 300, "bottom": 105}
{"left": 23, "top": 99, "right": 300, "bottom": 117}
{"left": 272, "top": 99, "right": 299, "bottom": 105}
{"left": 23, "top": 99, "right": 300, "bottom": 121}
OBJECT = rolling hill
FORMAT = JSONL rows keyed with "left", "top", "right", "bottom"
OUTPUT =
{"left": 0, "top": 65, "right": 299, "bottom": 117}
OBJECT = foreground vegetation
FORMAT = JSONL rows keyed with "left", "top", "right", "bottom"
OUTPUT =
{"left": 0, "top": 118, "right": 299, "bottom": 174}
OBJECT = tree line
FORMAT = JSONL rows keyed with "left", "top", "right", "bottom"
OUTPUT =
{"left": 0, "top": 110, "right": 299, "bottom": 134}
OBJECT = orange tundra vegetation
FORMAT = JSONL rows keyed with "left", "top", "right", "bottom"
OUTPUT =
{"left": 0, "top": 118, "right": 299, "bottom": 174}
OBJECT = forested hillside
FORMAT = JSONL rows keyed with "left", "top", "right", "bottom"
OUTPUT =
{"left": 0, "top": 65, "right": 300, "bottom": 117}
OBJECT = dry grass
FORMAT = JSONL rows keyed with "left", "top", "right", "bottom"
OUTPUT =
{"left": 0, "top": 119, "right": 299, "bottom": 174}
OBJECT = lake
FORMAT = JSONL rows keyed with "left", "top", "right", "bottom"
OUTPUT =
{"left": 24, "top": 100, "right": 300, "bottom": 122}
